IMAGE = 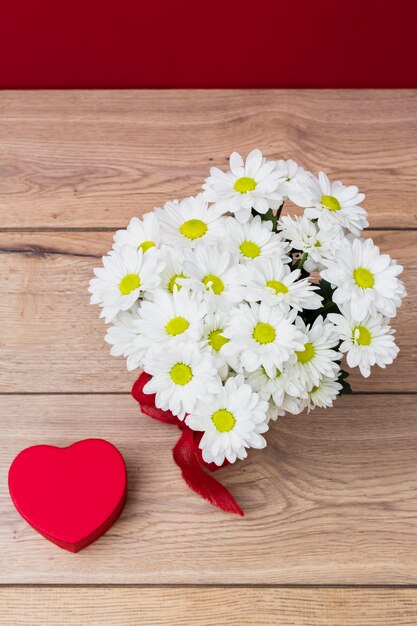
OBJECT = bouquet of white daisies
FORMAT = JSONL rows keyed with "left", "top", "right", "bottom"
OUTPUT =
{"left": 89, "top": 149, "right": 406, "bottom": 509}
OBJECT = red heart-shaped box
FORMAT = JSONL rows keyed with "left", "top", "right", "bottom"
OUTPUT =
{"left": 8, "top": 439, "right": 127, "bottom": 553}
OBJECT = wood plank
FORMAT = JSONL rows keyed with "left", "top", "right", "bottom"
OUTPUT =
{"left": 0, "top": 230, "right": 414, "bottom": 393}
{"left": 0, "top": 90, "right": 416, "bottom": 228}
{"left": 1, "top": 587, "right": 417, "bottom": 626}
{"left": 1, "top": 393, "right": 417, "bottom": 584}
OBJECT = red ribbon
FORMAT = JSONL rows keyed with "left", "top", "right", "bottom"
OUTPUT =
{"left": 132, "top": 372, "right": 243, "bottom": 516}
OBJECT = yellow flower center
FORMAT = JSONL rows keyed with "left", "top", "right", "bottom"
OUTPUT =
{"left": 234, "top": 176, "right": 257, "bottom": 193}
{"left": 310, "top": 385, "right": 319, "bottom": 393}
{"left": 296, "top": 342, "right": 316, "bottom": 364}
{"left": 170, "top": 363, "right": 193, "bottom": 385}
{"left": 165, "top": 316, "right": 189, "bottom": 336}
{"left": 168, "top": 273, "right": 186, "bottom": 293}
{"left": 253, "top": 322, "right": 276, "bottom": 344}
{"left": 137, "top": 240, "right": 155, "bottom": 253}
{"left": 353, "top": 267, "right": 375, "bottom": 289}
{"left": 240, "top": 240, "right": 260, "bottom": 258}
{"left": 208, "top": 329, "right": 229, "bottom": 351}
{"left": 314, "top": 241, "right": 321, "bottom": 247}
{"left": 353, "top": 324, "right": 372, "bottom": 346}
{"left": 321, "top": 195, "right": 341, "bottom": 212}
{"left": 203, "top": 274, "right": 224, "bottom": 295}
{"left": 180, "top": 219, "right": 208, "bottom": 240}
{"left": 266, "top": 280, "right": 288, "bottom": 295}
{"left": 119, "top": 273, "right": 141, "bottom": 295}
{"left": 211, "top": 409, "right": 236, "bottom": 432}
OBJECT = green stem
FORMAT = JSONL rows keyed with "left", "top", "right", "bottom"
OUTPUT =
{"left": 296, "top": 252, "right": 308, "bottom": 269}
{"left": 275, "top": 201, "right": 284, "bottom": 224}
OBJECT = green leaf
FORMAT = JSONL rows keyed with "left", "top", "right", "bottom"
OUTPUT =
{"left": 260, "top": 208, "right": 274, "bottom": 222}
{"left": 316, "top": 278, "right": 335, "bottom": 302}
{"left": 302, "top": 279, "right": 340, "bottom": 323}
{"left": 251, "top": 203, "right": 284, "bottom": 232}
{"left": 338, "top": 369, "right": 353, "bottom": 395}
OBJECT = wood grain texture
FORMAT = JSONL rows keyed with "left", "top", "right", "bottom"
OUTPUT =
{"left": 1, "top": 587, "right": 417, "bottom": 626}
{"left": 0, "top": 230, "right": 413, "bottom": 393}
{"left": 0, "top": 90, "right": 416, "bottom": 229}
{"left": 1, "top": 393, "right": 417, "bottom": 584}
{"left": 1, "top": 91, "right": 417, "bottom": 617}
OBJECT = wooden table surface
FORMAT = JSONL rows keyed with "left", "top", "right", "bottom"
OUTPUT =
{"left": 0, "top": 90, "right": 416, "bottom": 625}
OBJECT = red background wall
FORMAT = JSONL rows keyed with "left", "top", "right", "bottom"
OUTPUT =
{"left": 1, "top": 0, "right": 416, "bottom": 88}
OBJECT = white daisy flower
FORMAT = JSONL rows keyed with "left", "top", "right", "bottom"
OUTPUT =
{"left": 246, "top": 365, "right": 307, "bottom": 415}
{"left": 287, "top": 316, "right": 340, "bottom": 388}
{"left": 279, "top": 214, "right": 342, "bottom": 272}
{"left": 202, "top": 149, "right": 283, "bottom": 223}
{"left": 201, "top": 311, "right": 232, "bottom": 378}
{"left": 104, "top": 305, "right": 147, "bottom": 372}
{"left": 223, "top": 215, "right": 290, "bottom": 264}
{"left": 266, "top": 396, "right": 303, "bottom": 421}
{"left": 186, "top": 375, "right": 269, "bottom": 466}
{"left": 223, "top": 303, "right": 307, "bottom": 377}
{"left": 321, "top": 237, "right": 406, "bottom": 322}
{"left": 267, "top": 396, "right": 304, "bottom": 422}
{"left": 290, "top": 171, "right": 368, "bottom": 236}
{"left": 328, "top": 309, "right": 399, "bottom": 378}
{"left": 158, "top": 248, "right": 190, "bottom": 294}
{"left": 275, "top": 158, "right": 310, "bottom": 198}
{"left": 242, "top": 257, "right": 322, "bottom": 312}
{"left": 137, "top": 288, "right": 207, "bottom": 350}
{"left": 113, "top": 212, "right": 162, "bottom": 254}
{"left": 184, "top": 244, "right": 245, "bottom": 311}
{"left": 156, "top": 194, "right": 224, "bottom": 248}
{"left": 302, "top": 376, "right": 343, "bottom": 412}
{"left": 89, "top": 245, "right": 164, "bottom": 323}
{"left": 143, "top": 341, "right": 220, "bottom": 420}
